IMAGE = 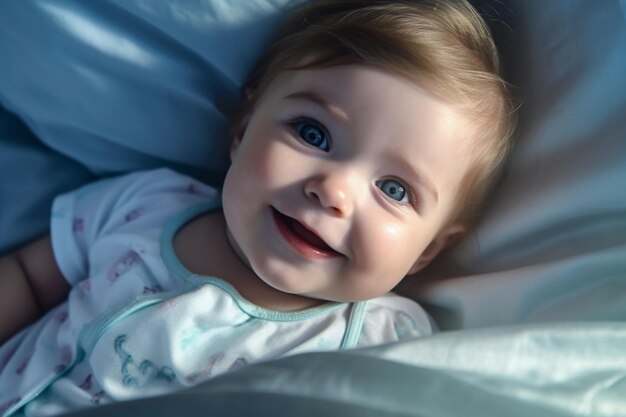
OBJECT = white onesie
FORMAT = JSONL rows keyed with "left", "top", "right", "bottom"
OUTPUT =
{"left": 0, "top": 168, "right": 432, "bottom": 416}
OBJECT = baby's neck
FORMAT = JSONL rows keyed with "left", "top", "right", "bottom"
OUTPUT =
{"left": 173, "top": 209, "right": 328, "bottom": 312}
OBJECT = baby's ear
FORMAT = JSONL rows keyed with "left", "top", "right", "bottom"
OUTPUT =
{"left": 408, "top": 224, "right": 465, "bottom": 274}
{"left": 230, "top": 105, "right": 253, "bottom": 161}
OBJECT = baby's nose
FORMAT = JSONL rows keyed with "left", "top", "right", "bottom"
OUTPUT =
{"left": 304, "top": 175, "right": 354, "bottom": 217}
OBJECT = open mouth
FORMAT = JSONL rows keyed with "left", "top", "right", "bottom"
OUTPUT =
{"left": 271, "top": 207, "right": 341, "bottom": 259}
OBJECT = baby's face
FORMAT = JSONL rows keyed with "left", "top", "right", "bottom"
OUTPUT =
{"left": 222, "top": 65, "right": 472, "bottom": 302}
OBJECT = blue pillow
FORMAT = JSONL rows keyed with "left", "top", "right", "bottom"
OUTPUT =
{"left": 0, "top": 0, "right": 308, "bottom": 178}
{"left": 0, "top": 0, "right": 305, "bottom": 252}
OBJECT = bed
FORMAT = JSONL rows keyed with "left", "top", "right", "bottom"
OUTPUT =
{"left": 1, "top": 0, "right": 625, "bottom": 415}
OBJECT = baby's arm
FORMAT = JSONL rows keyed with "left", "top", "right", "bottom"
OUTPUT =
{"left": 0, "top": 236, "right": 70, "bottom": 345}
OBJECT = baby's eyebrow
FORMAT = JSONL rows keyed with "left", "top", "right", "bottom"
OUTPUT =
{"left": 284, "top": 91, "right": 350, "bottom": 123}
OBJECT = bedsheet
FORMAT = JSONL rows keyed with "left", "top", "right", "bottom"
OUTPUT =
{"left": 60, "top": 323, "right": 626, "bottom": 417}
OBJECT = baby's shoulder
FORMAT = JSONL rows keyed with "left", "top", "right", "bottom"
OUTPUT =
{"left": 358, "top": 293, "right": 433, "bottom": 344}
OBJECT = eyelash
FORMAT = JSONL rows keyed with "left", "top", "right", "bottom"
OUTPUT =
{"left": 286, "top": 116, "right": 332, "bottom": 152}
{"left": 285, "top": 116, "right": 419, "bottom": 210}
{"left": 376, "top": 178, "right": 419, "bottom": 209}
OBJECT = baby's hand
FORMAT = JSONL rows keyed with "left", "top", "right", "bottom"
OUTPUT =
{"left": 0, "top": 236, "right": 69, "bottom": 345}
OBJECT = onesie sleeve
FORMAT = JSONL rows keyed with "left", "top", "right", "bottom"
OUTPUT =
{"left": 50, "top": 168, "right": 216, "bottom": 286}
{"left": 356, "top": 293, "right": 434, "bottom": 348}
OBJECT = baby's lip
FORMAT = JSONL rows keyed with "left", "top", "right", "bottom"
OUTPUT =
{"left": 271, "top": 207, "right": 342, "bottom": 259}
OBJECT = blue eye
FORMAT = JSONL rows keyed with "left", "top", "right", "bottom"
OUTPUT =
{"left": 376, "top": 179, "right": 410, "bottom": 203}
{"left": 293, "top": 120, "right": 330, "bottom": 152}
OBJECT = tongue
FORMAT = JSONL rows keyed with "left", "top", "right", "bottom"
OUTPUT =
{"left": 287, "top": 218, "right": 332, "bottom": 251}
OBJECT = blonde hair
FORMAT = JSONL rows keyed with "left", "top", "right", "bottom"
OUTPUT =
{"left": 232, "top": 0, "right": 516, "bottom": 228}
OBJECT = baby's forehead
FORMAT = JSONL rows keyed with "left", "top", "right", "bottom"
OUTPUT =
{"left": 285, "top": 66, "right": 472, "bottom": 131}
{"left": 267, "top": 65, "right": 443, "bottom": 109}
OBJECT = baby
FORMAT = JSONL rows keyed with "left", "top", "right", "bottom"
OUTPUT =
{"left": 0, "top": 0, "right": 515, "bottom": 415}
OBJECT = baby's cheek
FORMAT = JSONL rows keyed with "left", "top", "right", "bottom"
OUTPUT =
{"left": 248, "top": 148, "right": 277, "bottom": 181}
{"left": 369, "top": 223, "right": 425, "bottom": 270}
{"left": 350, "top": 222, "right": 389, "bottom": 270}
{"left": 251, "top": 141, "right": 302, "bottom": 186}
{"left": 382, "top": 224, "right": 401, "bottom": 238}
{"left": 228, "top": 147, "right": 271, "bottom": 190}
